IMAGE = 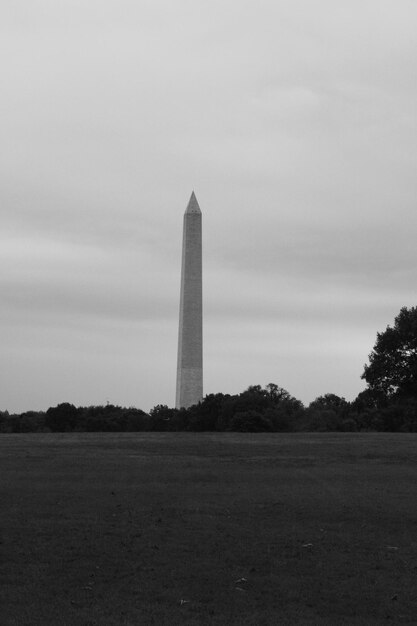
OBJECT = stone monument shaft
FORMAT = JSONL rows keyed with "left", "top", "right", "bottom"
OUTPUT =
{"left": 175, "top": 192, "right": 203, "bottom": 409}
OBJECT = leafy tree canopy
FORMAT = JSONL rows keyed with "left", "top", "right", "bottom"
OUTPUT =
{"left": 362, "top": 306, "right": 417, "bottom": 400}
{"left": 309, "top": 394, "right": 348, "bottom": 412}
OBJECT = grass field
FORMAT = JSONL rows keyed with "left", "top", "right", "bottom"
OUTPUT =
{"left": 2, "top": 433, "right": 417, "bottom": 625}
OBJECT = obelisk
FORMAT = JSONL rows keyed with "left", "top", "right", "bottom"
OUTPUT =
{"left": 175, "top": 192, "right": 203, "bottom": 409}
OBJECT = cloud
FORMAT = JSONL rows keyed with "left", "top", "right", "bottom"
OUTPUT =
{"left": 0, "top": 0, "right": 416, "bottom": 411}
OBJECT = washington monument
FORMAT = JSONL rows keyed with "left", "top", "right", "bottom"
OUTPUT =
{"left": 175, "top": 192, "right": 203, "bottom": 409}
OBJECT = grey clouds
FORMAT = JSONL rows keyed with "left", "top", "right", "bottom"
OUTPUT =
{"left": 1, "top": 1, "right": 416, "bottom": 411}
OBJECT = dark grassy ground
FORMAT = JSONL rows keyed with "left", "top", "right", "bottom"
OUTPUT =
{"left": 1, "top": 433, "right": 417, "bottom": 625}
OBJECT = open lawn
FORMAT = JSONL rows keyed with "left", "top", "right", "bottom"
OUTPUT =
{"left": 1, "top": 433, "right": 417, "bottom": 625}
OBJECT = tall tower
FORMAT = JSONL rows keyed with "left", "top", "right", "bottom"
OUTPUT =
{"left": 175, "top": 192, "right": 203, "bottom": 409}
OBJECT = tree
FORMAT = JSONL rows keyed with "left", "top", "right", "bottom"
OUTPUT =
{"left": 309, "top": 394, "right": 348, "bottom": 413}
{"left": 362, "top": 306, "right": 417, "bottom": 401}
{"left": 187, "top": 393, "right": 228, "bottom": 431}
{"left": 230, "top": 410, "right": 273, "bottom": 432}
{"left": 265, "top": 383, "right": 292, "bottom": 402}
{"left": 19, "top": 411, "right": 46, "bottom": 433}
{"left": 149, "top": 405, "right": 180, "bottom": 431}
{"left": 45, "top": 403, "right": 79, "bottom": 432}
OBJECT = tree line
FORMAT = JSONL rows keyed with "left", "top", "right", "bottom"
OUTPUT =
{"left": 2, "top": 306, "right": 417, "bottom": 434}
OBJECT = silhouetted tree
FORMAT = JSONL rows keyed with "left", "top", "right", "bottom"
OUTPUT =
{"left": 80, "top": 405, "right": 149, "bottom": 431}
{"left": 215, "top": 384, "right": 303, "bottom": 431}
{"left": 45, "top": 403, "right": 79, "bottom": 432}
{"left": 0, "top": 411, "right": 12, "bottom": 433}
{"left": 303, "top": 394, "right": 349, "bottom": 431}
{"left": 230, "top": 410, "right": 273, "bottom": 432}
{"left": 187, "top": 393, "right": 228, "bottom": 431}
{"left": 362, "top": 306, "right": 417, "bottom": 401}
{"left": 309, "top": 394, "right": 349, "bottom": 413}
{"left": 149, "top": 405, "right": 180, "bottom": 431}
{"left": 19, "top": 411, "right": 46, "bottom": 432}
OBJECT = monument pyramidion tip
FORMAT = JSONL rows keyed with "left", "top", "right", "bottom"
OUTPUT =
{"left": 185, "top": 191, "right": 201, "bottom": 214}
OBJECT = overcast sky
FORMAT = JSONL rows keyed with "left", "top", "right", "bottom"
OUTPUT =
{"left": 1, "top": 0, "right": 416, "bottom": 413}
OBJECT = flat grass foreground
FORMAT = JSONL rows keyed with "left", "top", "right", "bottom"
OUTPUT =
{"left": 2, "top": 433, "right": 417, "bottom": 625}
